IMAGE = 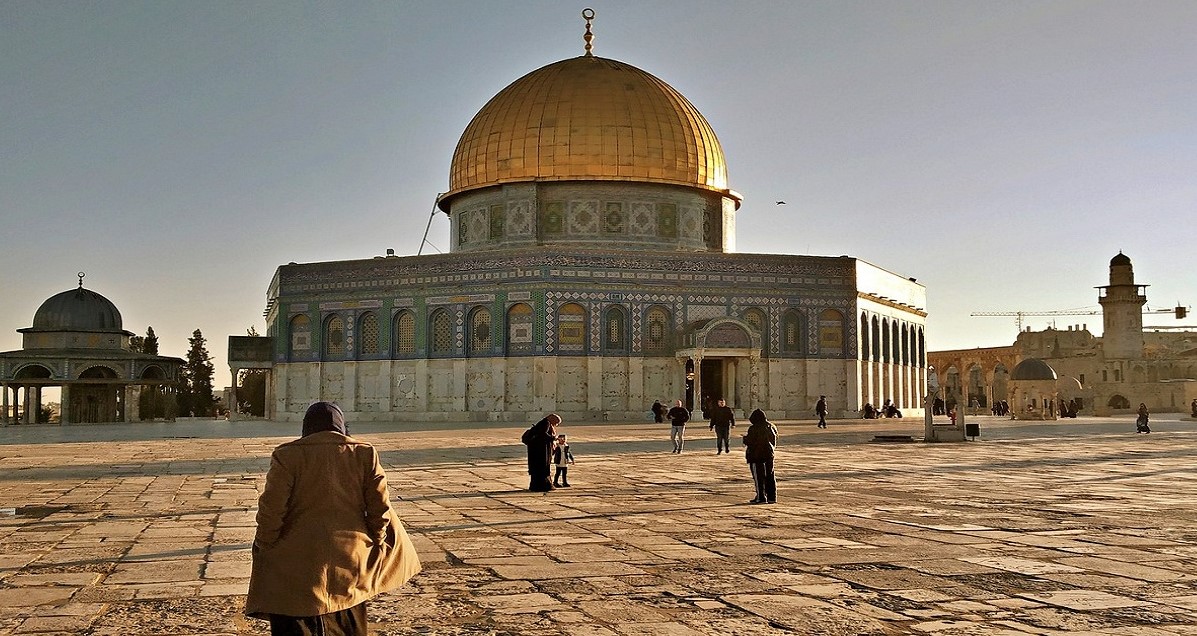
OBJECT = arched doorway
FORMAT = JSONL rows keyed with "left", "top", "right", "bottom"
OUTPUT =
{"left": 677, "top": 318, "right": 762, "bottom": 416}
{"left": 74, "top": 366, "right": 122, "bottom": 423}
{"left": 12, "top": 364, "right": 53, "bottom": 423}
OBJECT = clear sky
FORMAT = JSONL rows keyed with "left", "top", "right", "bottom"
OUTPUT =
{"left": 3, "top": 1, "right": 1195, "bottom": 381}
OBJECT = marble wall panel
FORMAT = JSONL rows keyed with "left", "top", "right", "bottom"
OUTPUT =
{"left": 555, "top": 358, "right": 588, "bottom": 411}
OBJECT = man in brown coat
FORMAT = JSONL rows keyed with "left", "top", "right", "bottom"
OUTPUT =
{"left": 246, "top": 402, "right": 420, "bottom": 634}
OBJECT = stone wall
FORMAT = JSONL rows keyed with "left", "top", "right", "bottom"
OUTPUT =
{"left": 269, "top": 355, "right": 870, "bottom": 422}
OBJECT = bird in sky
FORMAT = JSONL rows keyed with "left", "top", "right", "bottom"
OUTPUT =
{"left": 775, "top": 201, "right": 786, "bottom": 205}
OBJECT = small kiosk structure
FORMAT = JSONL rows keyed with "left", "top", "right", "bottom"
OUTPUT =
{"left": 1009, "top": 358, "right": 1059, "bottom": 420}
{"left": 1, "top": 277, "right": 182, "bottom": 424}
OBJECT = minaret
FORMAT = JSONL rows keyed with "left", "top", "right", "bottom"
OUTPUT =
{"left": 1097, "top": 252, "right": 1146, "bottom": 359}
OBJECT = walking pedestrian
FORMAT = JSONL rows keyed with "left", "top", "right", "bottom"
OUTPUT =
{"left": 816, "top": 395, "right": 827, "bottom": 428}
{"left": 246, "top": 402, "right": 421, "bottom": 634}
{"left": 708, "top": 398, "right": 735, "bottom": 454}
{"left": 743, "top": 408, "right": 777, "bottom": 504}
{"left": 666, "top": 400, "right": 690, "bottom": 453}
{"left": 1136, "top": 403, "right": 1151, "bottom": 433}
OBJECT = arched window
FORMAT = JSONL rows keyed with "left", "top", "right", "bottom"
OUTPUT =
{"left": 908, "top": 324, "right": 918, "bottom": 367}
{"left": 900, "top": 323, "right": 909, "bottom": 365}
{"left": 604, "top": 306, "right": 627, "bottom": 352}
{"left": 324, "top": 315, "right": 344, "bottom": 360}
{"left": 358, "top": 312, "right": 380, "bottom": 357}
{"left": 393, "top": 311, "right": 415, "bottom": 357}
{"left": 467, "top": 307, "right": 492, "bottom": 356}
{"left": 507, "top": 303, "right": 534, "bottom": 355}
{"left": 430, "top": 309, "right": 453, "bottom": 355}
{"left": 917, "top": 327, "right": 925, "bottom": 367}
{"left": 880, "top": 318, "right": 890, "bottom": 363}
{"left": 819, "top": 309, "right": 845, "bottom": 356}
{"left": 743, "top": 308, "right": 767, "bottom": 354}
{"left": 782, "top": 310, "right": 803, "bottom": 354}
{"left": 871, "top": 316, "right": 881, "bottom": 362}
{"left": 645, "top": 307, "right": 670, "bottom": 353}
{"left": 289, "top": 314, "right": 311, "bottom": 360}
{"left": 557, "top": 303, "right": 586, "bottom": 353}
{"left": 891, "top": 321, "right": 900, "bottom": 364}
{"left": 860, "top": 313, "right": 870, "bottom": 361}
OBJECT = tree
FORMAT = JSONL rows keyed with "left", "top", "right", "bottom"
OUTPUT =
{"left": 130, "top": 326, "right": 165, "bottom": 419}
{"left": 143, "top": 326, "right": 159, "bottom": 355}
{"left": 128, "top": 326, "right": 159, "bottom": 355}
{"left": 236, "top": 326, "right": 267, "bottom": 416}
{"left": 179, "top": 329, "right": 216, "bottom": 417}
{"left": 238, "top": 369, "right": 267, "bottom": 416}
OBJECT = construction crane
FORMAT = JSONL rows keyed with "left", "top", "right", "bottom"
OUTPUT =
{"left": 971, "top": 306, "right": 1187, "bottom": 331}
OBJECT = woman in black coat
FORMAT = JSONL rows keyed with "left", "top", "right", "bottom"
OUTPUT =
{"left": 522, "top": 413, "right": 560, "bottom": 491}
{"left": 743, "top": 409, "right": 777, "bottom": 504}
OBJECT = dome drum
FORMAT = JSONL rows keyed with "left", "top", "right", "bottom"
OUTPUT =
{"left": 447, "top": 181, "right": 737, "bottom": 253}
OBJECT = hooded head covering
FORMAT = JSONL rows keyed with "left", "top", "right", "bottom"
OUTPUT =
{"left": 749, "top": 408, "right": 769, "bottom": 426}
{"left": 302, "top": 401, "right": 348, "bottom": 437}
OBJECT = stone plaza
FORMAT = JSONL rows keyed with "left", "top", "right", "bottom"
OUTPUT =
{"left": 2, "top": 414, "right": 1197, "bottom": 635}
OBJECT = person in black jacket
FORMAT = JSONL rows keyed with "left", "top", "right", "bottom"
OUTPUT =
{"left": 742, "top": 408, "right": 777, "bottom": 504}
{"left": 666, "top": 400, "right": 690, "bottom": 453}
{"left": 708, "top": 398, "right": 735, "bottom": 454}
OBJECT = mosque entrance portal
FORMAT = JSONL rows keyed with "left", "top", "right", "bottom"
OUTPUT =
{"left": 678, "top": 318, "right": 763, "bottom": 417}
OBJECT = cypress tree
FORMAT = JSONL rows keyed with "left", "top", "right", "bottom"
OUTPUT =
{"left": 143, "top": 326, "right": 159, "bottom": 355}
{"left": 181, "top": 329, "right": 216, "bottom": 417}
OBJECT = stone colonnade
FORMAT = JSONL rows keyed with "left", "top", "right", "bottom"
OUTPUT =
{"left": 1, "top": 383, "right": 43, "bottom": 424}
{"left": 1, "top": 382, "right": 172, "bottom": 425}
{"left": 859, "top": 360, "right": 926, "bottom": 413}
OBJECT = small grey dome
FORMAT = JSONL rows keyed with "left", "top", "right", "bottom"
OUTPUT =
{"left": 1110, "top": 252, "right": 1131, "bottom": 266}
{"left": 31, "top": 287, "right": 124, "bottom": 332}
{"left": 1011, "top": 358, "right": 1058, "bottom": 381}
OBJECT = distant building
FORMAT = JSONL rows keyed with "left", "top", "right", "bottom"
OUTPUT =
{"left": 233, "top": 20, "right": 928, "bottom": 422}
{"left": 0, "top": 279, "right": 182, "bottom": 424}
{"left": 929, "top": 253, "right": 1197, "bottom": 416}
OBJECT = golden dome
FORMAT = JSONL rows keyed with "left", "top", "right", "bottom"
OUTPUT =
{"left": 441, "top": 55, "right": 736, "bottom": 209}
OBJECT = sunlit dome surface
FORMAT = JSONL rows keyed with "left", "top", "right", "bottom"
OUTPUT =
{"left": 443, "top": 55, "right": 733, "bottom": 208}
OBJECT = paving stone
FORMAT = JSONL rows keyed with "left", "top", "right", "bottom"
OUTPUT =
{"left": 6, "top": 572, "right": 101, "bottom": 587}
{"left": 104, "top": 560, "right": 203, "bottom": 584}
{"left": 474, "top": 592, "right": 562, "bottom": 614}
{"left": 1020, "top": 589, "right": 1152, "bottom": 610}
{"left": 0, "top": 586, "right": 77, "bottom": 608}
{"left": 723, "top": 593, "right": 892, "bottom": 634}
{"left": 959, "top": 556, "right": 1086, "bottom": 575}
